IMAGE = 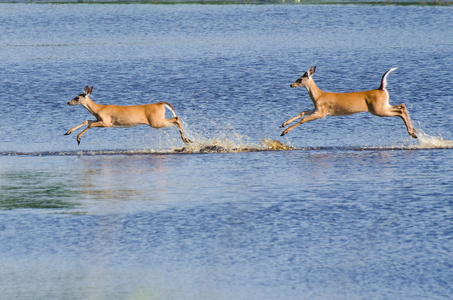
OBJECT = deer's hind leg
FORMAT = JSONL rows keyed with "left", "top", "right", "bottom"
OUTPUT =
{"left": 152, "top": 116, "right": 191, "bottom": 144}
{"left": 391, "top": 104, "right": 417, "bottom": 138}
{"left": 372, "top": 104, "right": 417, "bottom": 139}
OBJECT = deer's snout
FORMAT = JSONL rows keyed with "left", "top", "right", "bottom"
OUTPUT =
{"left": 67, "top": 99, "right": 78, "bottom": 105}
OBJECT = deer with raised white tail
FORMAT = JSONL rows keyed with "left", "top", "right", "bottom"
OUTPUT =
{"left": 280, "top": 67, "right": 417, "bottom": 139}
{"left": 65, "top": 86, "right": 191, "bottom": 145}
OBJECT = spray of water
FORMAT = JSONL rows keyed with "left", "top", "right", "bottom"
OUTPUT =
{"left": 358, "top": 124, "right": 453, "bottom": 151}
{"left": 172, "top": 123, "right": 295, "bottom": 153}
{"left": 410, "top": 128, "right": 453, "bottom": 149}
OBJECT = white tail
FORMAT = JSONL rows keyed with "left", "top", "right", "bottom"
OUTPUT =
{"left": 164, "top": 103, "right": 177, "bottom": 118}
{"left": 65, "top": 86, "right": 191, "bottom": 145}
{"left": 379, "top": 67, "right": 397, "bottom": 90}
{"left": 280, "top": 67, "right": 417, "bottom": 139}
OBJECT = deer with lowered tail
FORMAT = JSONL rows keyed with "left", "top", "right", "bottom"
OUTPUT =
{"left": 65, "top": 86, "right": 191, "bottom": 145}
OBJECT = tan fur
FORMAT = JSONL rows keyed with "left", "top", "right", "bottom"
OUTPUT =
{"left": 65, "top": 86, "right": 190, "bottom": 144}
{"left": 281, "top": 67, "right": 417, "bottom": 138}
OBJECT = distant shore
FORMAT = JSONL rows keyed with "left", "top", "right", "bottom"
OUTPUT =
{"left": 2, "top": 0, "right": 452, "bottom": 5}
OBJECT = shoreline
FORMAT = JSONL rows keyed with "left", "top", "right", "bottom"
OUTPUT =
{"left": 3, "top": 0, "right": 452, "bottom": 6}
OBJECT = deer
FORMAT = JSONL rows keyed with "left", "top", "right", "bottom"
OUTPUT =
{"left": 280, "top": 66, "right": 417, "bottom": 139}
{"left": 65, "top": 86, "right": 191, "bottom": 145}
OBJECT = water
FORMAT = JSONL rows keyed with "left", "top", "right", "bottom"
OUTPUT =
{"left": 1, "top": 3, "right": 452, "bottom": 299}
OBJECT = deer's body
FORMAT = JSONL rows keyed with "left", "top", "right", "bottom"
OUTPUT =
{"left": 280, "top": 67, "right": 417, "bottom": 139}
{"left": 65, "top": 86, "right": 190, "bottom": 144}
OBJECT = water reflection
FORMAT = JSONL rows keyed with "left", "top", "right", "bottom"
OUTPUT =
{"left": 0, "top": 154, "right": 182, "bottom": 214}
{"left": 75, "top": 154, "right": 181, "bottom": 214}
{"left": 0, "top": 169, "right": 78, "bottom": 210}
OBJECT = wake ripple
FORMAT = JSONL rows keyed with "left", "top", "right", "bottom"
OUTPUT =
{"left": 1, "top": 134, "right": 452, "bottom": 157}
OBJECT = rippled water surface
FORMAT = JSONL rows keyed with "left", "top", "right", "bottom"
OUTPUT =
{"left": 0, "top": 3, "right": 452, "bottom": 299}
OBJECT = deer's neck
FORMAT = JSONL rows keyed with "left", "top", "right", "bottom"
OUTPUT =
{"left": 83, "top": 97, "right": 104, "bottom": 116}
{"left": 305, "top": 80, "right": 324, "bottom": 103}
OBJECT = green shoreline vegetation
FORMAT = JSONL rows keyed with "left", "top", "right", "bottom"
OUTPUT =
{"left": 1, "top": 0, "right": 452, "bottom": 5}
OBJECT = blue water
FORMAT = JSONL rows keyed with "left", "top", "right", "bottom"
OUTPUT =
{"left": 0, "top": 3, "right": 452, "bottom": 299}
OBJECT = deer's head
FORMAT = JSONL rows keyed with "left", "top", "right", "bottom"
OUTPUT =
{"left": 290, "top": 66, "right": 316, "bottom": 88}
{"left": 67, "top": 86, "right": 93, "bottom": 106}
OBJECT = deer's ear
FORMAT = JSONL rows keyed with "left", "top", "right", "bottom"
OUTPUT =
{"left": 83, "top": 86, "right": 93, "bottom": 95}
{"left": 307, "top": 66, "right": 316, "bottom": 77}
{"left": 89, "top": 86, "right": 93, "bottom": 94}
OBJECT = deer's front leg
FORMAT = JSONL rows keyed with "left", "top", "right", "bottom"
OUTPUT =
{"left": 281, "top": 109, "right": 315, "bottom": 128}
{"left": 280, "top": 110, "right": 326, "bottom": 136}
{"left": 65, "top": 120, "right": 92, "bottom": 135}
{"left": 76, "top": 121, "right": 106, "bottom": 145}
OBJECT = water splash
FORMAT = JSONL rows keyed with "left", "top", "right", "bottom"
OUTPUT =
{"left": 360, "top": 127, "right": 453, "bottom": 150}
{"left": 411, "top": 129, "right": 453, "bottom": 149}
{"left": 168, "top": 122, "right": 295, "bottom": 153}
{"left": 173, "top": 122, "right": 453, "bottom": 153}
{"left": 173, "top": 136, "right": 294, "bottom": 153}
